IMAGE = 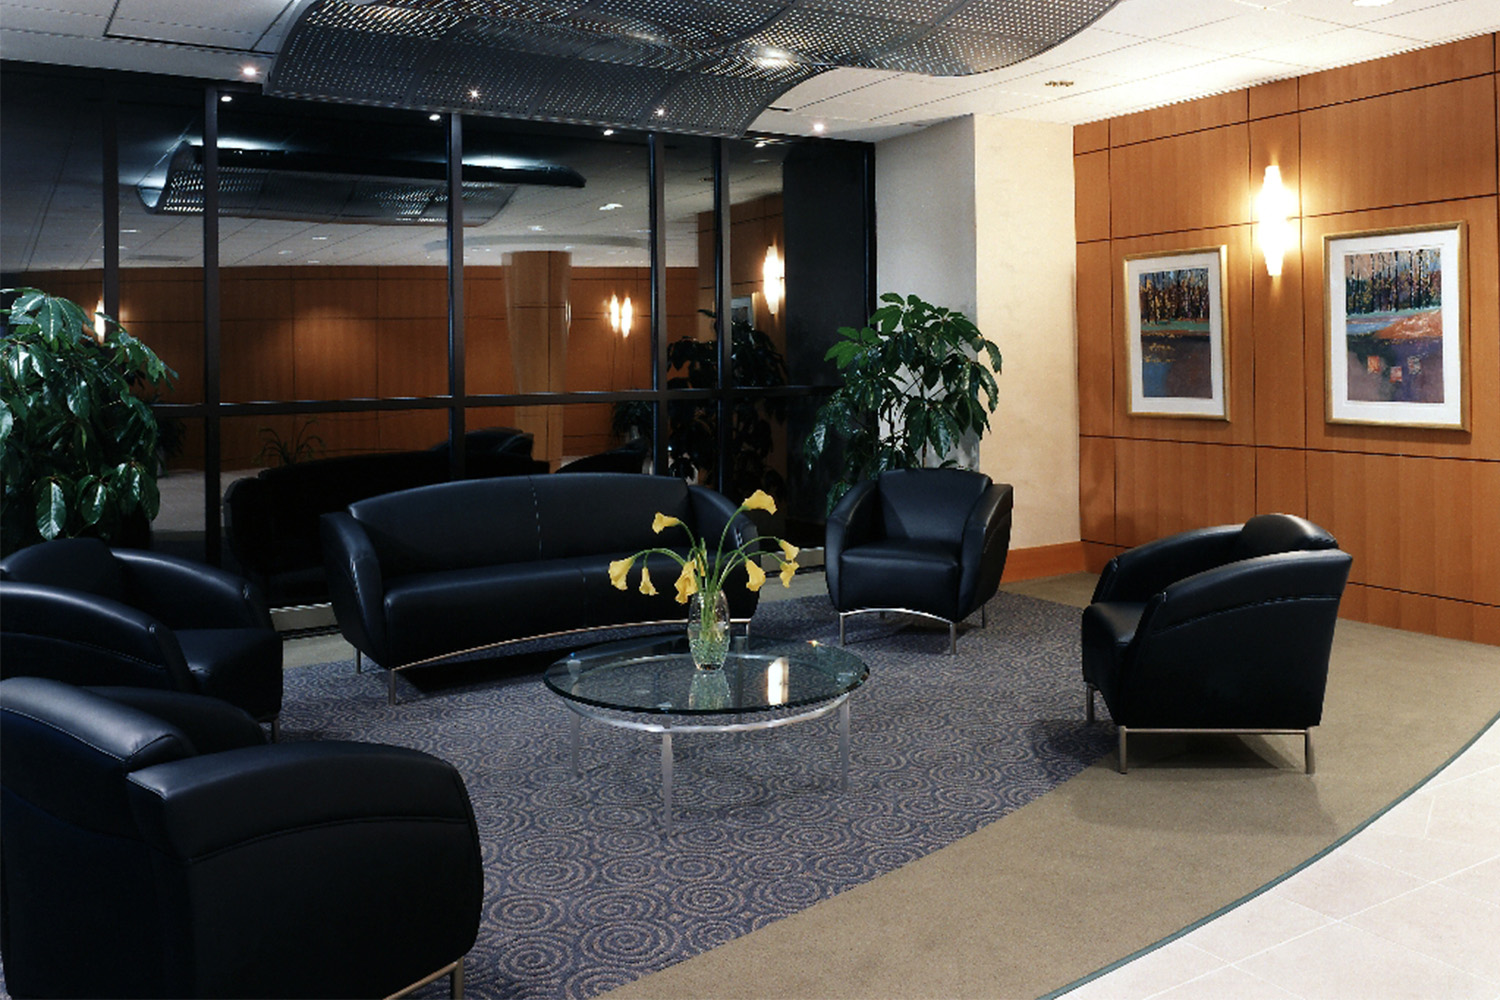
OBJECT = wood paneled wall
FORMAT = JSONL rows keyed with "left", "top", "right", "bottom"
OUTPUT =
{"left": 20, "top": 263, "right": 694, "bottom": 467}
{"left": 1075, "top": 34, "right": 1500, "bottom": 645}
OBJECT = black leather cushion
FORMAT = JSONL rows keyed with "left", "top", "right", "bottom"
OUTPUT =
{"left": 0, "top": 537, "right": 128, "bottom": 600}
{"left": 176, "top": 628, "right": 285, "bottom": 722}
{"left": 875, "top": 468, "right": 990, "bottom": 543}
{"left": 1231, "top": 512, "right": 1338, "bottom": 561}
{"left": 533, "top": 473, "right": 694, "bottom": 559}
{"left": 838, "top": 539, "right": 963, "bottom": 619}
{"left": 349, "top": 477, "right": 544, "bottom": 577}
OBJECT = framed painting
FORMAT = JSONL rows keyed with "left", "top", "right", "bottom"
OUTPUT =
{"left": 1123, "top": 247, "right": 1228, "bottom": 419}
{"left": 1324, "top": 223, "right": 1467, "bottom": 430}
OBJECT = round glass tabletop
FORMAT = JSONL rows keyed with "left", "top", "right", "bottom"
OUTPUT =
{"left": 543, "top": 633, "right": 868, "bottom": 716}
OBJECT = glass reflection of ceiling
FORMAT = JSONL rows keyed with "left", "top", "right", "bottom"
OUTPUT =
{"left": 269, "top": 0, "right": 1121, "bottom": 137}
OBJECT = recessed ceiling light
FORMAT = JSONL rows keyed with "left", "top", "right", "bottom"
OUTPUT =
{"left": 307, "top": 259, "right": 320, "bottom": 264}
{"left": 121, "top": 228, "right": 138, "bottom": 234}
{"left": 220, "top": 94, "right": 233, "bottom": 103}
{"left": 1044, "top": 80, "right": 1074, "bottom": 87}
{"left": 603, "top": 128, "right": 615, "bottom": 136}
{"left": 811, "top": 122, "right": 826, "bottom": 133}
{"left": 528, "top": 225, "right": 545, "bottom": 231}
{"left": 468, "top": 88, "right": 481, "bottom": 99}
{"left": 311, "top": 235, "right": 329, "bottom": 240}
{"left": 654, "top": 107, "right": 667, "bottom": 117}
{"left": 754, "top": 140, "right": 768, "bottom": 148}
{"left": 429, "top": 113, "right": 441, "bottom": 121}
{"left": 241, "top": 65, "right": 259, "bottom": 79}
{"left": 600, "top": 202, "right": 623, "bottom": 211}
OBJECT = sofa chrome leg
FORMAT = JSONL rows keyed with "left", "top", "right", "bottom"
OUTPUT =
{"left": 948, "top": 621, "right": 957, "bottom": 655}
{"left": 1085, "top": 685, "right": 1096, "bottom": 723}
{"left": 1117, "top": 726, "right": 1128, "bottom": 774}
{"left": 1304, "top": 728, "right": 1316, "bottom": 775}
{"left": 388, "top": 667, "right": 397, "bottom": 706}
{"left": 451, "top": 957, "right": 464, "bottom": 999}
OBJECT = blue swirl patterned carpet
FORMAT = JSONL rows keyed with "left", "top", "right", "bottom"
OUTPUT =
{"left": 277, "top": 592, "right": 1111, "bottom": 999}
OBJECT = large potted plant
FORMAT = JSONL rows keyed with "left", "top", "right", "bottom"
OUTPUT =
{"left": 805, "top": 292, "right": 1002, "bottom": 511}
{"left": 1, "top": 287, "right": 175, "bottom": 555}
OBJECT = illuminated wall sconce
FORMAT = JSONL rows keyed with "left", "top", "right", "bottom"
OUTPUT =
{"left": 1256, "top": 165, "right": 1295, "bottom": 278}
{"left": 608, "top": 293, "right": 633, "bottom": 337}
{"left": 93, "top": 299, "right": 107, "bottom": 343}
{"left": 762, "top": 245, "right": 785, "bottom": 316}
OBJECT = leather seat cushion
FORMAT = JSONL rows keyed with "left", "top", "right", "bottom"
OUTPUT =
{"left": 838, "top": 539, "right": 962, "bottom": 620}
{"left": 175, "top": 628, "right": 284, "bottom": 722}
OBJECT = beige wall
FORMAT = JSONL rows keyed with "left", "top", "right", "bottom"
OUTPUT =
{"left": 876, "top": 115, "right": 1081, "bottom": 552}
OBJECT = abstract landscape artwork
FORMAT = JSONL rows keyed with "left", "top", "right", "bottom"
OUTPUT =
{"left": 1325, "top": 224, "right": 1466, "bottom": 429}
{"left": 1123, "top": 247, "right": 1228, "bottom": 419}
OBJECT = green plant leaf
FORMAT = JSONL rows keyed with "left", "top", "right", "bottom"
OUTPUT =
{"left": 35, "top": 479, "right": 68, "bottom": 539}
{"left": 77, "top": 476, "right": 107, "bottom": 526}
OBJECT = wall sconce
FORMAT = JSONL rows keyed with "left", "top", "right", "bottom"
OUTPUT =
{"left": 608, "top": 293, "right": 633, "bottom": 337}
{"left": 762, "top": 245, "right": 784, "bottom": 316}
{"left": 93, "top": 299, "right": 107, "bottom": 344}
{"left": 1256, "top": 165, "right": 1295, "bottom": 278}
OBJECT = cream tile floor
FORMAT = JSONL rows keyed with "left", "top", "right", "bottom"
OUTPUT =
{"left": 1060, "top": 717, "right": 1500, "bottom": 1000}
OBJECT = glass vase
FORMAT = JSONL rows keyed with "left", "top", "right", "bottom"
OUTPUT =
{"left": 687, "top": 587, "right": 731, "bottom": 670}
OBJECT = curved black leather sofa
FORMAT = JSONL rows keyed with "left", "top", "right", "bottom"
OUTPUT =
{"left": 825, "top": 468, "right": 1014, "bottom": 654}
{"left": 0, "top": 538, "right": 283, "bottom": 730}
{"left": 0, "top": 676, "right": 482, "bottom": 998}
{"left": 1083, "top": 513, "right": 1353, "bottom": 774}
{"left": 225, "top": 431, "right": 547, "bottom": 607}
{"left": 321, "top": 472, "right": 760, "bottom": 702}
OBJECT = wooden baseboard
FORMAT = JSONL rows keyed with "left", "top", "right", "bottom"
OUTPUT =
{"left": 1001, "top": 541, "right": 1088, "bottom": 582}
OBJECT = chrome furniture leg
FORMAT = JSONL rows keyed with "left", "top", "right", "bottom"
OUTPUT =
{"left": 661, "top": 731, "right": 674, "bottom": 836}
{"left": 1305, "top": 728, "right": 1316, "bottom": 775}
{"left": 839, "top": 612, "right": 847, "bottom": 646}
{"left": 389, "top": 666, "right": 398, "bottom": 706}
{"left": 1118, "top": 726, "right": 1129, "bottom": 774}
{"left": 451, "top": 958, "right": 463, "bottom": 999}
{"left": 839, "top": 700, "right": 851, "bottom": 790}
{"left": 948, "top": 621, "right": 957, "bottom": 656}
{"left": 355, "top": 649, "right": 362, "bottom": 673}
{"left": 1085, "top": 684, "right": 1096, "bottom": 723}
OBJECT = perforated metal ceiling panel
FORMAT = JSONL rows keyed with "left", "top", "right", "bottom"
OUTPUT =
{"left": 268, "top": 0, "right": 1120, "bottom": 136}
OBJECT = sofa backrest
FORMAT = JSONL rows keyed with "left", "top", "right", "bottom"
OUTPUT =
{"left": 876, "top": 468, "right": 992, "bottom": 543}
{"left": 0, "top": 537, "right": 128, "bottom": 603}
{"left": 347, "top": 477, "right": 545, "bottom": 577}
{"left": 532, "top": 473, "right": 694, "bottom": 559}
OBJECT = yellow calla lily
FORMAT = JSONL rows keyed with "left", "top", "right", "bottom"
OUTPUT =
{"left": 652, "top": 512, "right": 681, "bottom": 534}
{"left": 745, "top": 559, "right": 766, "bottom": 592}
{"left": 780, "top": 560, "right": 798, "bottom": 587}
{"left": 638, "top": 566, "right": 657, "bottom": 595}
{"left": 743, "top": 490, "right": 776, "bottom": 514}
{"left": 779, "top": 540, "right": 799, "bottom": 561}
{"left": 674, "top": 563, "right": 699, "bottom": 603}
{"left": 608, "top": 557, "right": 634, "bottom": 591}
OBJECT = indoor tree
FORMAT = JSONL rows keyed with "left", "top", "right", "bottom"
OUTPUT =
{"left": 1, "top": 287, "right": 175, "bottom": 555}
{"left": 805, "top": 292, "right": 1002, "bottom": 511}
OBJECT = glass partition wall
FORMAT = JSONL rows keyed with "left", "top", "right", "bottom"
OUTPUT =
{"left": 0, "top": 61, "right": 872, "bottom": 602}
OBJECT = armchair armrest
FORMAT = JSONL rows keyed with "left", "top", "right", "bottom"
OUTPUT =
{"left": 112, "top": 549, "right": 272, "bottom": 631}
{"left": 1145, "top": 549, "right": 1354, "bottom": 634}
{"left": 320, "top": 511, "right": 389, "bottom": 665}
{"left": 958, "top": 482, "right": 1014, "bottom": 614}
{"left": 825, "top": 478, "right": 880, "bottom": 605}
{"left": 87, "top": 686, "right": 267, "bottom": 755}
{"left": 1091, "top": 524, "right": 1241, "bottom": 603}
{"left": 125, "top": 742, "right": 482, "bottom": 998}
{"left": 0, "top": 582, "right": 194, "bottom": 691}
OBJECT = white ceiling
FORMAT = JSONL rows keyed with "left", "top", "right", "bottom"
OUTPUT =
{"left": 2, "top": 0, "right": 1496, "bottom": 141}
{"left": 1, "top": 0, "right": 1496, "bottom": 273}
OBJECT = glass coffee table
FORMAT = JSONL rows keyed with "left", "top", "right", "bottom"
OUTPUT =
{"left": 544, "top": 634, "right": 869, "bottom": 834}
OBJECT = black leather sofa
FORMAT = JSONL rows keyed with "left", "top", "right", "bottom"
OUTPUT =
{"left": 0, "top": 676, "right": 482, "bottom": 998}
{"left": 321, "top": 472, "right": 761, "bottom": 702}
{"left": 826, "top": 468, "right": 1014, "bottom": 654}
{"left": 1083, "top": 513, "right": 1353, "bottom": 773}
{"left": 224, "top": 432, "right": 547, "bottom": 607}
{"left": 0, "top": 538, "right": 283, "bottom": 731}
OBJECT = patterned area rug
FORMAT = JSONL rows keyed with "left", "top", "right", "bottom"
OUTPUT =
{"left": 277, "top": 592, "right": 1111, "bottom": 999}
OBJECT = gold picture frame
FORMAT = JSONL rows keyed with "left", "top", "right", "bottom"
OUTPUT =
{"left": 1122, "top": 246, "right": 1229, "bottom": 420}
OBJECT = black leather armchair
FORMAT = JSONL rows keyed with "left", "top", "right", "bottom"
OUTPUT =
{"left": 825, "top": 469, "right": 1014, "bottom": 654}
{"left": 0, "top": 538, "right": 282, "bottom": 733}
{"left": 0, "top": 676, "right": 483, "bottom": 999}
{"left": 1083, "top": 514, "right": 1353, "bottom": 774}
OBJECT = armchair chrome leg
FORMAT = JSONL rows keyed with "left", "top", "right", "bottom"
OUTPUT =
{"left": 981, "top": 604, "right": 987, "bottom": 628}
{"left": 355, "top": 649, "right": 363, "bottom": 673}
{"left": 1117, "top": 726, "right": 1128, "bottom": 774}
{"left": 948, "top": 621, "right": 957, "bottom": 655}
{"left": 451, "top": 957, "right": 464, "bottom": 999}
{"left": 1304, "top": 728, "right": 1316, "bottom": 775}
{"left": 388, "top": 667, "right": 397, "bottom": 706}
{"left": 1085, "top": 685, "right": 1096, "bottom": 723}
{"left": 839, "top": 612, "right": 847, "bottom": 646}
